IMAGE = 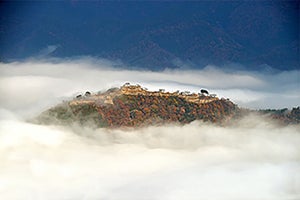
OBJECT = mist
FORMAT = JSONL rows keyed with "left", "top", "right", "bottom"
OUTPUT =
{"left": 0, "top": 58, "right": 300, "bottom": 199}
{"left": 0, "top": 58, "right": 299, "bottom": 115}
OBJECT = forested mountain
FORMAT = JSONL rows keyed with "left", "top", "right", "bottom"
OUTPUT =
{"left": 1, "top": 1, "right": 298, "bottom": 70}
{"left": 35, "top": 84, "right": 299, "bottom": 128}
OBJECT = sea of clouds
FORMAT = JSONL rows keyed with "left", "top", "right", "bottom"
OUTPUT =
{"left": 0, "top": 58, "right": 299, "bottom": 199}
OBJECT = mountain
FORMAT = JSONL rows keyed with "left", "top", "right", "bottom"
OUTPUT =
{"left": 35, "top": 84, "right": 300, "bottom": 128}
{"left": 258, "top": 107, "right": 300, "bottom": 125}
{"left": 1, "top": 1, "right": 299, "bottom": 70}
{"left": 36, "top": 84, "right": 239, "bottom": 127}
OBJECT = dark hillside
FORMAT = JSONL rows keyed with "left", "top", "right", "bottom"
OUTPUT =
{"left": 1, "top": 1, "right": 298, "bottom": 69}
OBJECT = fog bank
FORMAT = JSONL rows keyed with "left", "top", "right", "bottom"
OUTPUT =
{"left": 0, "top": 58, "right": 299, "bottom": 116}
{"left": 0, "top": 58, "right": 299, "bottom": 199}
{"left": 0, "top": 113, "right": 299, "bottom": 200}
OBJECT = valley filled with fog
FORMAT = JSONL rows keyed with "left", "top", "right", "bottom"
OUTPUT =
{"left": 0, "top": 59, "right": 299, "bottom": 199}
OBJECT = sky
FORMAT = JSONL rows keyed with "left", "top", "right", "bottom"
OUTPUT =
{"left": 0, "top": 1, "right": 299, "bottom": 200}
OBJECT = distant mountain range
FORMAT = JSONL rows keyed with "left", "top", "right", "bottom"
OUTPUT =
{"left": 35, "top": 84, "right": 300, "bottom": 128}
{"left": 0, "top": 1, "right": 299, "bottom": 70}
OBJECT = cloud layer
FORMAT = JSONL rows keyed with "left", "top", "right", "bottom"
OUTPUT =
{"left": 0, "top": 58, "right": 299, "bottom": 199}
{"left": 0, "top": 58, "right": 299, "bottom": 117}
{"left": 0, "top": 115, "right": 299, "bottom": 200}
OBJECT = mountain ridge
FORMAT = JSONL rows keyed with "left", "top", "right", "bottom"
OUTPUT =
{"left": 35, "top": 83, "right": 300, "bottom": 128}
{"left": 36, "top": 83, "right": 238, "bottom": 127}
{"left": 1, "top": 1, "right": 298, "bottom": 70}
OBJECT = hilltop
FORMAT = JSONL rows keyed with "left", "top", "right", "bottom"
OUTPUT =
{"left": 36, "top": 83, "right": 239, "bottom": 127}
{"left": 36, "top": 83, "right": 300, "bottom": 127}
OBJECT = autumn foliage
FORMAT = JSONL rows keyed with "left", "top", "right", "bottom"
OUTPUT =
{"left": 63, "top": 93, "right": 237, "bottom": 127}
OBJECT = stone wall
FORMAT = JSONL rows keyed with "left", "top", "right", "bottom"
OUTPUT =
{"left": 120, "top": 84, "right": 219, "bottom": 104}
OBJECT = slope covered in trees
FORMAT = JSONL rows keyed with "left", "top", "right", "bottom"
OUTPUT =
{"left": 36, "top": 85, "right": 238, "bottom": 127}
{"left": 36, "top": 84, "right": 300, "bottom": 128}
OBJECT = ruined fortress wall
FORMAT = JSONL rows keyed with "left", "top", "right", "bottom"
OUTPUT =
{"left": 71, "top": 85, "right": 220, "bottom": 107}
{"left": 120, "top": 85, "right": 219, "bottom": 104}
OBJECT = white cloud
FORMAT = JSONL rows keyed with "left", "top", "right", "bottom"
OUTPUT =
{"left": 0, "top": 58, "right": 299, "bottom": 115}
{"left": 0, "top": 58, "right": 299, "bottom": 199}
{"left": 0, "top": 115, "right": 299, "bottom": 200}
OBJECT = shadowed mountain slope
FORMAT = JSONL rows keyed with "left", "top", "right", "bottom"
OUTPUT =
{"left": 1, "top": 1, "right": 298, "bottom": 69}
